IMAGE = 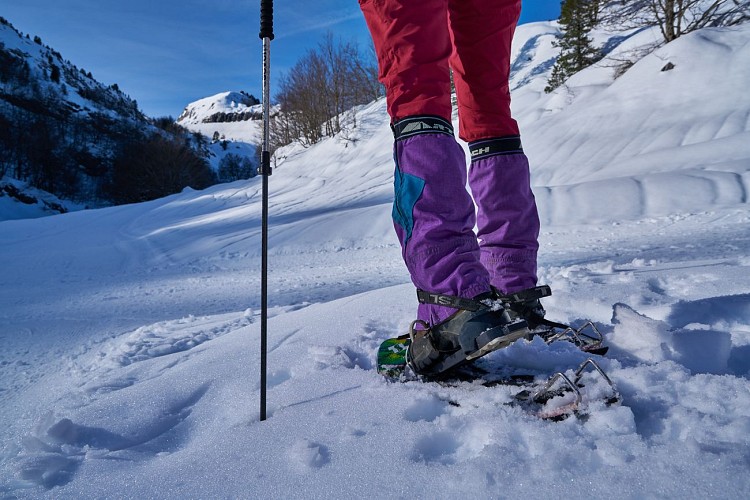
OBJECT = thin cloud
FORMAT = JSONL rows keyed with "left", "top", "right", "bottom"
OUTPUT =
{"left": 276, "top": 10, "right": 363, "bottom": 39}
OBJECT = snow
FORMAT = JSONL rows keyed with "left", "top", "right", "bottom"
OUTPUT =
{"left": 177, "top": 91, "right": 262, "bottom": 175}
{"left": 2, "top": 23, "right": 750, "bottom": 498}
{"left": 0, "top": 20, "right": 140, "bottom": 122}
{"left": 0, "top": 194, "right": 54, "bottom": 221}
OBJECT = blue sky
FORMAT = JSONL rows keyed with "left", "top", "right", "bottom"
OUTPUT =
{"left": 3, "top": 1, "right": 561, "bottom": 118}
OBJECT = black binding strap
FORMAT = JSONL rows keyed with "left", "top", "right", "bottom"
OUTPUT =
{"left": 417, "top": 286, "right": 552, "bottom": 312}
{"left": 498, "top": 286, "right": 570, "bottom": 331}
{"left": 469, "top": 136, "right": 523, "bottom": 161}
{"left": 416, "top": 289, "right": 482, "bottom": 312}
{"left": 534, "top": 316, "right": 571, "bottom": 331}
{"left": 500, "top": 285, "right": 552, "bottom": 304}
{"left": 392, "top": 115, "right": 454, "bottom": 141}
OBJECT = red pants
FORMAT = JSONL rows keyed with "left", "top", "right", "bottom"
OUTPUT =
{"left": 359, "top": 0, "right": 521, "bottom": 142}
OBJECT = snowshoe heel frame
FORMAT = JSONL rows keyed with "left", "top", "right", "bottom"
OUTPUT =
{"left": 528, "top": 358, "right": 620, "bottom": 419}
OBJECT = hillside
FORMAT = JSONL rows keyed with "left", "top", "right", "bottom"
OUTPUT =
{"left": 0, "top": 18, "right": 214, "bottom": 214}
{"left": 1, "top": 22, "right": 749, "bottom": 498}
{"left": 175, "top": 91, "right": 263, "bottom": 178}
{"left": 0, "top": 18, "right": 144, "bottom": 203}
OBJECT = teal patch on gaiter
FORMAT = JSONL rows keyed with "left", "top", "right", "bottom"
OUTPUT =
{"left": 392, "top": 167, "right": 425, "bottom": 244}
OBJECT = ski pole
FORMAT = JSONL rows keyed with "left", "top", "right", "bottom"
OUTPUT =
{"left": 259, "top": 0, "right": 274, "bottom": 422}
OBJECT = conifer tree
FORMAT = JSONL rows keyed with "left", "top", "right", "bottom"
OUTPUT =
{"left": 545, "top": 0, "right": 602, "bottom": 93}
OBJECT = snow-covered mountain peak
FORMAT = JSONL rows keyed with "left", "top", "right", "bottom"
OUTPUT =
{"left": 176, "top": 90, "right": 262, "bottom": 125}
{"left": 175, "top": 90, "right": 265, "bottom": 143}
{"left": 0, "top": 18, "right": 142, "bottom": 121}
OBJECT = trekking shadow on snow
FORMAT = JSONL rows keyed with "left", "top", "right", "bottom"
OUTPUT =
{"left": 667, "top": 294, "right": 750, "bottom": 377}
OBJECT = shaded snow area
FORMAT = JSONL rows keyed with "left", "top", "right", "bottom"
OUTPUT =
{"left": 0, "top": 178, "right": 81, "bottom": 221}
{"left": 2, "top": 23, "right": 750, "bottom": 499}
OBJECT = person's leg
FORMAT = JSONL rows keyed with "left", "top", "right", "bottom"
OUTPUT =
{"left": 393, "top": 117, "right": 490, "bottom": 326}
{"left": 467, "top": 142, "right": 540, "bottom": 293}
{"left": 359, "top": 0, "right": 491, "bottom": 326}
{"left": 447, "top": 0, "right": 520, "bottom": 141}
{"left": 358, "top": 0, "right": 453, "bottom": 123}
{"left": 448, "top": 0, "right": 540, "bottom": 293}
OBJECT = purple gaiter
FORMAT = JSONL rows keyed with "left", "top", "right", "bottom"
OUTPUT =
{"left": 391, "top": 116, "right": 491, "bottom": 326}
{"left": 468, "top": 136, "right": 540, "bottom": 294}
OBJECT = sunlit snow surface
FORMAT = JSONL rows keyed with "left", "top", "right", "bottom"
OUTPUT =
{"left": 1, "top": 24, "right": 749, "bottom": 498}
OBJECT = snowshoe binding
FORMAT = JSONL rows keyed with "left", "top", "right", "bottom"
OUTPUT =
{"left": 406, "top": 290, "right": 530, "bottom": 377}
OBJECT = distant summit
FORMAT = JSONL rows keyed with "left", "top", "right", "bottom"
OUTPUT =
{"left": 177, "top": 91, "right": 261, "bottom": 125}
{"left": 177, "top": 91, "right": 270, "bottom": 144}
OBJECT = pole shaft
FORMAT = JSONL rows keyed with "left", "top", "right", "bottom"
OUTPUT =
{"left": 260, "top": 161, "right": 268, "bottom": 421}
{"left": 259, "top": 0, "right": 273, "bottom": 423}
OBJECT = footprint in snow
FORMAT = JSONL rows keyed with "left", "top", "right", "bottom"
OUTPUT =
{"left": 403, "top": 395, "right": 450, "bottom": 423}
{"left": 15, "top": 384, "right": 209, "bottom": 488}
{"left": 84, "top": 314, "right": 252, "bottom": 373}
{"left": 267, "top": 368, "right": 292, "bottom": 388}
{"left": 410, "top": 424, "right": 492, "bottom": 465}
{"left": 308, "top": 345, "right": 372, "bottom": 371}
{"left": 288, "top": 439, "right": 330, "bottom": 472}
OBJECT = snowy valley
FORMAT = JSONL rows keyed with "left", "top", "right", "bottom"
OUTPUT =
{"left": 1, "top": 20, "right": 750, "bottom": 498}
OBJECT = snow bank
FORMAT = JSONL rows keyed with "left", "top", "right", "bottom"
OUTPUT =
{"left": 517, "top": 24, "right": 750, "bottom": 225}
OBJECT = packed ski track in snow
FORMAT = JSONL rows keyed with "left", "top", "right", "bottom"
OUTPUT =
{"left": 2, "top": 22, "right": 750, "bottom": 498}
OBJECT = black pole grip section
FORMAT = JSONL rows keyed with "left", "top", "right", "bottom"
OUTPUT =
{"left": 259, "top": 0, "right": 274, "bottom": 40}
{"left": 258, "top": 151, "right": 272, "bottom": 176}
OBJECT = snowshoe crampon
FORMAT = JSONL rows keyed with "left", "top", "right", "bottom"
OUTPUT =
{"left": 515, "top": 358, "right": 621, "bottom": 420}
{"left": 495, "top": 286, "right": 609, "bottom": 356}
{"left": 533, "top": 321, "right": 609, "bottom": 355}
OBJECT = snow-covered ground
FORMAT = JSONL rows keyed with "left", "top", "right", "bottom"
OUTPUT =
{"left": 1, "top": 23, "right": 750, "bottom": 498}
{"left": 0, "top": 178, "right": 84, "bottom": 221}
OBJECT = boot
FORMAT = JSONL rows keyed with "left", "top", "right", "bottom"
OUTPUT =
{"left": 406, "top": 291, "right": 529, "bottom": 376}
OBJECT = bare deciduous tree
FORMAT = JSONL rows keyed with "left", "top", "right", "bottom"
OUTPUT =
{"left": 602, "top": 0, "right": 749, "bottom": 43}
{"left": 109, "top": 135, "right": 215, "bottom": 203}
{"left": 273, "top": 33, "right": 382, "bottom": 148}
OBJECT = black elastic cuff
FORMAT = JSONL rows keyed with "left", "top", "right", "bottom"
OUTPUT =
{"left": 391, "top": 115, "right": 454, "bottom": 141}
{"left": 469, "top": 136, "right": 523, "bottom": 161}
